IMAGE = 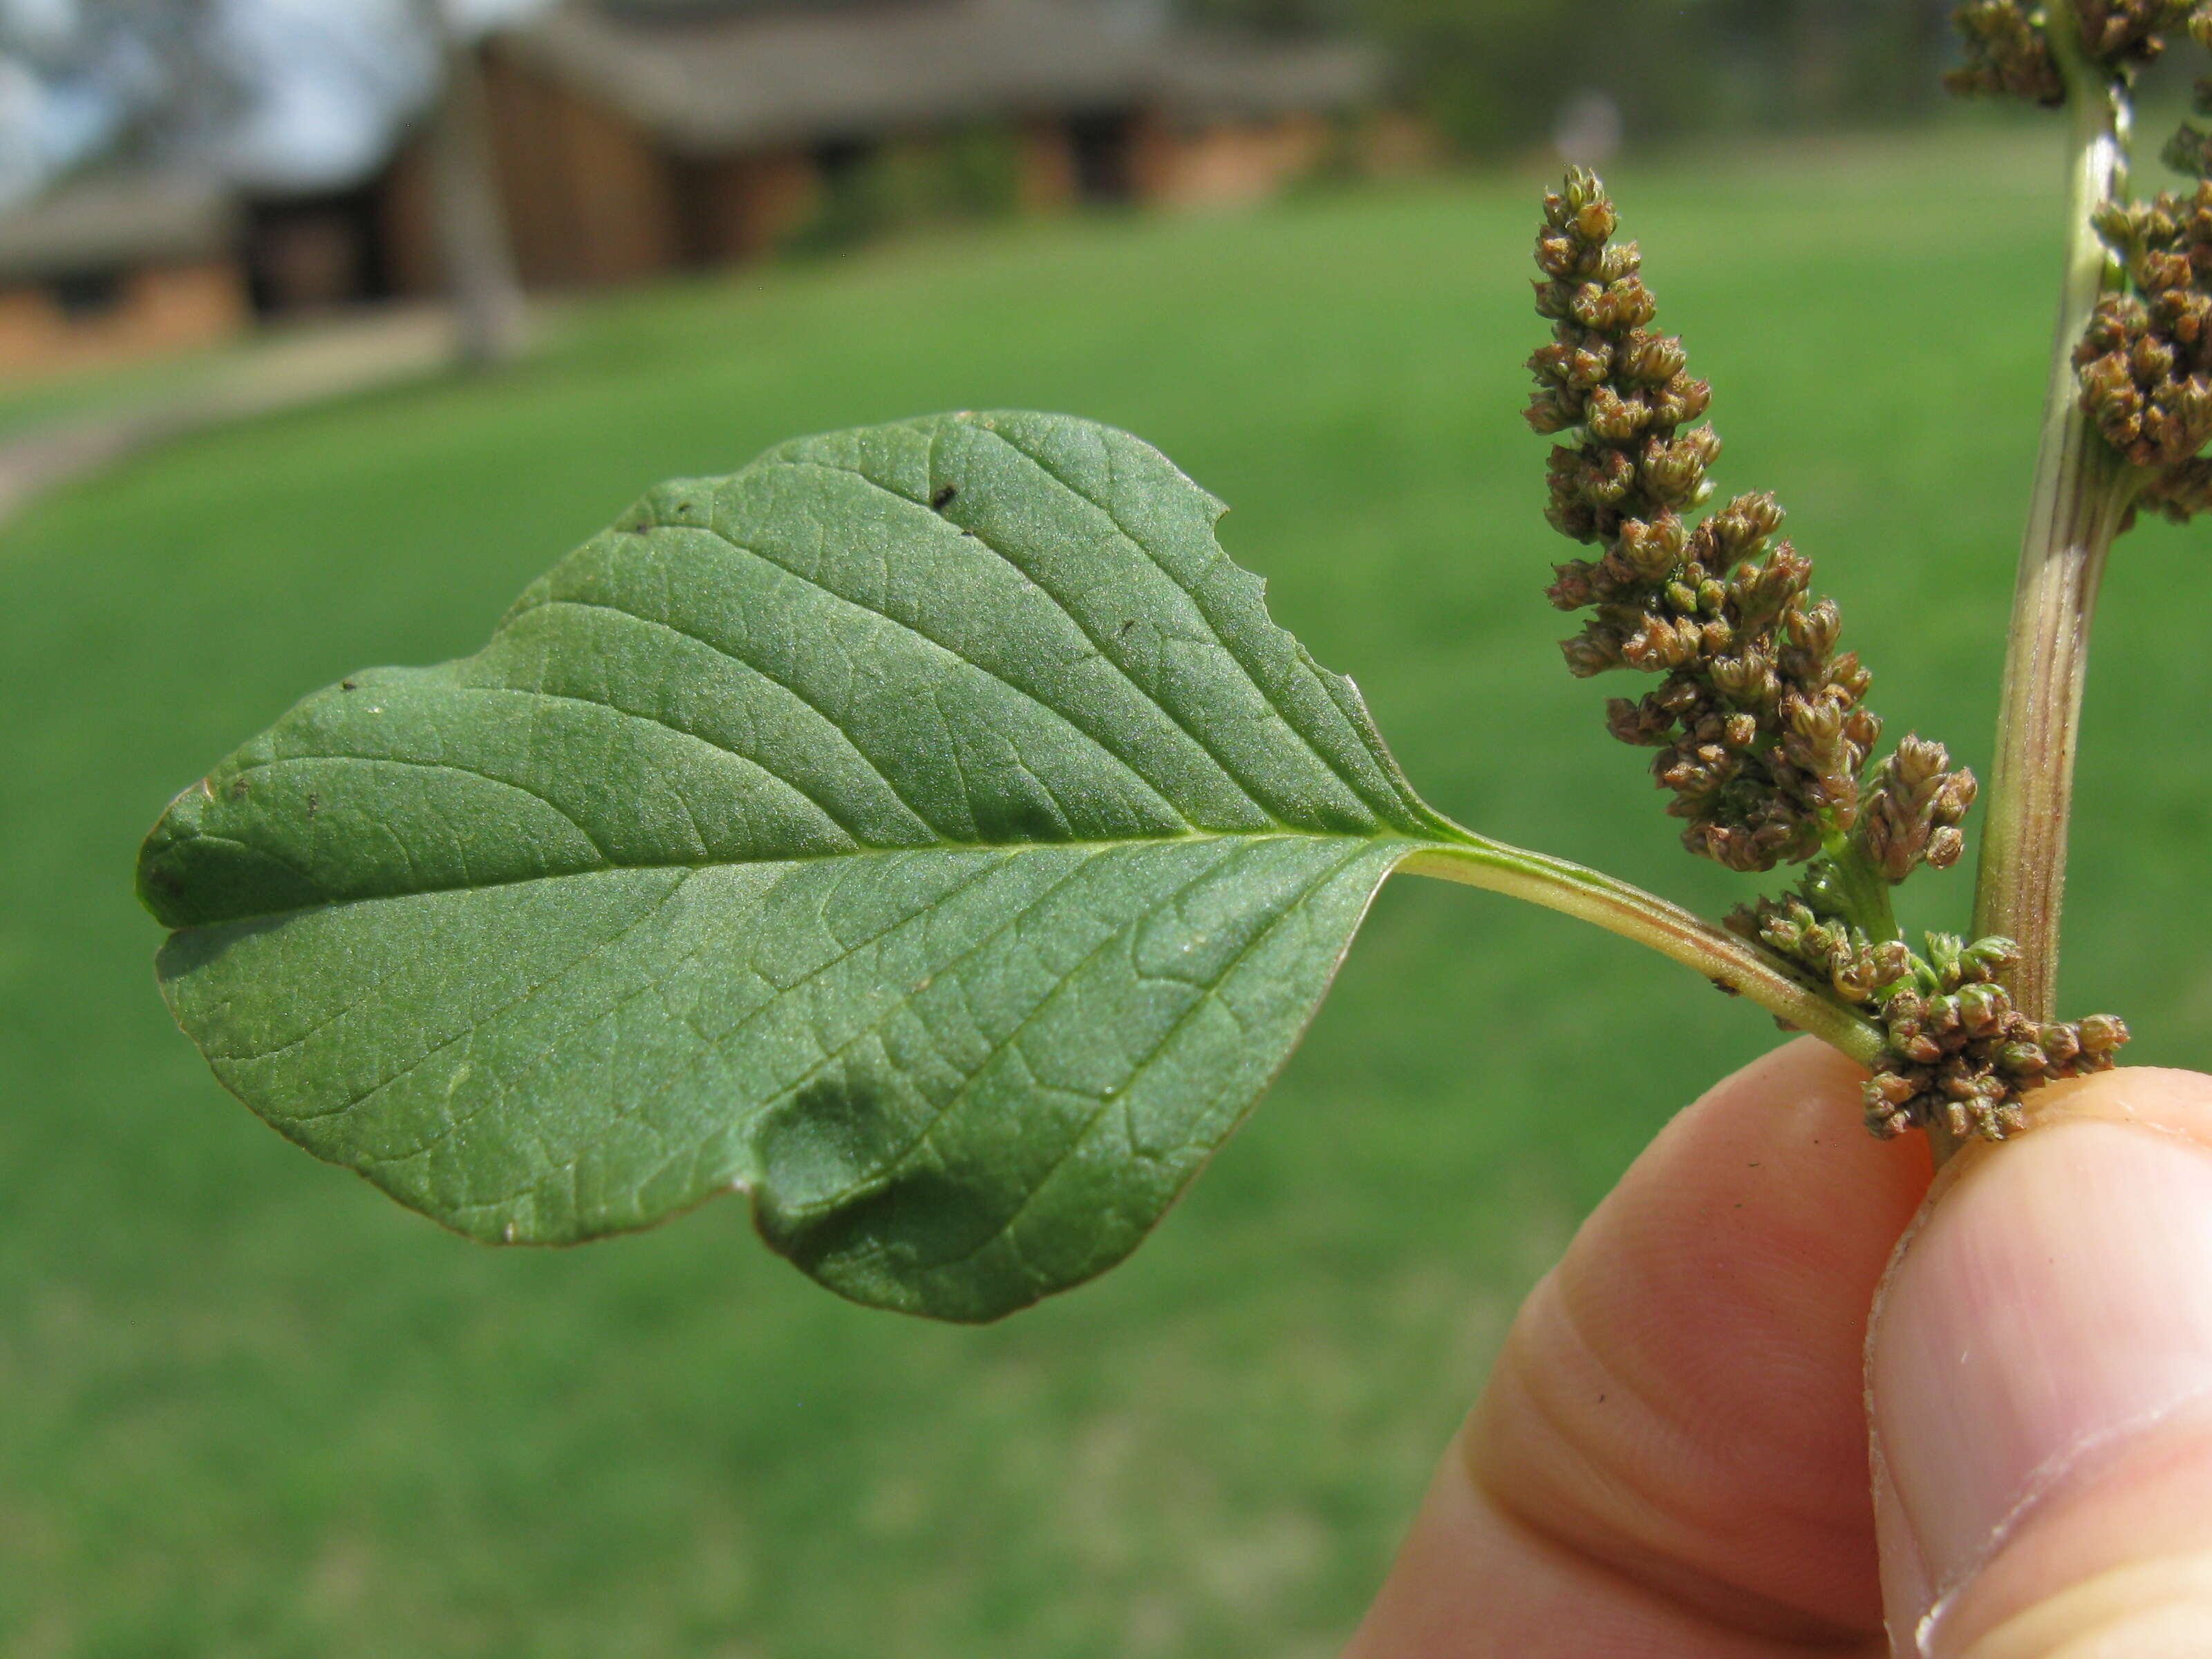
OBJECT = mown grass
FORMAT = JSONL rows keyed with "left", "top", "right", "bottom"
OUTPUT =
{"left": 3, "top": 128, "right": 2208, "bottom": 1658}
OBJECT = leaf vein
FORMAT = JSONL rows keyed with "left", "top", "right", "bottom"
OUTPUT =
{"left": 268, "top": 870, "right": 695, "bottom": 1130}
{"left": 630, "top": 496, "right": 1218, "bottom": 832}
{"left": 507, "top": 601, "right": 949, "bottom": 841}
{"left": 959, "top": 427, "right": 1405, "bottom": 823}
{"left": 913, "top": 840, "right": 1374, "bottom": 1283}
{"left": 441, "top": 679, "right": 865, "bottom": 851}
{"left": 783, "top": 451, "right": 1300, "bottom": 830}
{"left": 763, "top": 836, "right": 1258, "bottom": 1226}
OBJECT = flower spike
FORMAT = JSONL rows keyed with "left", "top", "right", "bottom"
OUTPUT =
{"left": 1526, "top": 169, "right": 1972, "bottom": 882}
{"left": 1526, "top": 169, "right": 2128, "bottom": 1145}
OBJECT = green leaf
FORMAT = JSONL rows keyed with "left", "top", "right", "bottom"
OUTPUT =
{"left": 140, "top": 411, "right": 1468, "bottom": 1321}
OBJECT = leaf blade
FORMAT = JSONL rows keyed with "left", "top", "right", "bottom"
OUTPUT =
{"left": 142, "top": 411, "right": 1452, "bottom": 1319}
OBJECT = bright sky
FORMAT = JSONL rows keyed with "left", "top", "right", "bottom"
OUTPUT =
{"left": 0, "top": 0, "right": 555, "bottom": 206}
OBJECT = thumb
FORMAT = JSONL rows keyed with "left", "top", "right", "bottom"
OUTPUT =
{"left": 1869, "top": 1067, "right": 2212, "bottom": 1657}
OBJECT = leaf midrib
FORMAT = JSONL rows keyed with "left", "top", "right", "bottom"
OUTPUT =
{"left": 167, "top": 826, "right": 1447, "bottom": 930}
{"left": 212, "top": 831, "right": 1396, "bottom": 1235}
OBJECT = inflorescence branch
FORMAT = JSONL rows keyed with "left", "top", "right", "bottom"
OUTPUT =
{"left": 2079, "top": 169, "right": 2212, "bottom": 518}
{"left": 1522, "top": 167, "right": 2128, "bottom": 1143}
{"left": 1951, "top": 0, "right": 2209, "bottom": 104}
{"left": 1741, "top": 904, "right": 2126, "bottom": 1141}
{"left": 1949, "top": 1, "right": 2212, "bottom": 527}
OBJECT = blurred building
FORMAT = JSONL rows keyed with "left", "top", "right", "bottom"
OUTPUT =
{"left": 261, "top": 0, "right": 1388, "bottom": 310}
{"left": 0, "top": 175, "right": 247, "bottom": 373}
{"left": 0, "top": 0, "right": 1390, "bottom": 355}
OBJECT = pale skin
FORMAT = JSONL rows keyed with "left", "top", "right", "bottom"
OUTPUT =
{"left": 1346, "top": 1041, "right": 2212, "bottom": 1658}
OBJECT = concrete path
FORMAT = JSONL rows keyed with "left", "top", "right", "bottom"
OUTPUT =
{"left": 0, "top": 306, "right": 469, "bottom": 527}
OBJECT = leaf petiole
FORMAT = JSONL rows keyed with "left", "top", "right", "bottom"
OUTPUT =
{"left": 1401, "top": 838, "right": 1888, "bottom": 1067}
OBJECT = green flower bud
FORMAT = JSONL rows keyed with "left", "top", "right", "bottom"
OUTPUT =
{"left": 2079, "top": 1012, "right": 2130, "bottom": 1053}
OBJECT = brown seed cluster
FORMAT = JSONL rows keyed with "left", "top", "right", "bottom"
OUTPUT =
{"left": 2076, "top": 0, "right": 2210, "bottom": 69}
{"left": 2076, "top": 183, "right": 2212, "bottom": 518}
{"left": 1945, "top": 1, "right": 2066, "bottom": 102}
{"left": 1527, "top": 170, "right": 1974, "bottom": 878}
{"left": 1946, "top": 0, "right": 2209, "bottom": 104}
{"left": 1733, "top": 898, "right": 2130, "bottom": 1141}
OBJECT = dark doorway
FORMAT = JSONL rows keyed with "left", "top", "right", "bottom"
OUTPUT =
{"left": 46, "top": 268, "right": 127, "bottom": 321}
{"left": 242, "top": 187, "right": 392, "bottom": 317}
{"left": 1066, "top": 111, "right": 1136, "bottom": 205}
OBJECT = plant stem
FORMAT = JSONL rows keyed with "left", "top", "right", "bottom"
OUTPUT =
{"left": 1811, "top": 832, "right": 1902, "bottom": 944}
{"left": 1956, "top": 10, "right": 2140, "bottom": 1168}
{"left": 1404, "top": 840, "right": 1888, "bottom": 1068}
{"left": 1973, "top": 435, "right": 2132, "bottom": 1009}
{"left": 1972, "top": 35, "right": 2137, "bottom": 1011}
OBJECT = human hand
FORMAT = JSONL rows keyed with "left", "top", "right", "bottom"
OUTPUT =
{"left": 1344, "top": 1040, "right": 2212, "bottom": 1656}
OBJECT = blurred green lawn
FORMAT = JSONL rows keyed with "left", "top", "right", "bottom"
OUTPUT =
{"left": 5, "top": 129, "right": 2209, "bottom": 1658}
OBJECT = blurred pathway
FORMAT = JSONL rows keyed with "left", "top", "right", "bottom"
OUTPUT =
{"left": 0, "top": 306, "right": 474, "bottom": 528}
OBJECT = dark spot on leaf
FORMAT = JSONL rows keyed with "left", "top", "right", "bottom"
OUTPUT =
{"left": 931, "top": 484, "right": 957, "bottom": 512}
{"left": 306, "top": 792, "right": 320, "bottom": 818}
{"left": 751, "top": 1078, "right": 907, "bottom": 1245}
{"left": 1709, "top": 977, "right": 1741, "bottom": 997}
{"left": 1117, "top": 619, "right": 1137, "bottom": 638}
{"left": 228, "top": 776, "right": 249, "bottom": 800}
{"left": 340, "top": 679, "right": 359, "bottom": 692}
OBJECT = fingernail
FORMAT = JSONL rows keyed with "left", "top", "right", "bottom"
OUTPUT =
{"left": 1870, "top": 1118, "right": 2212, "bottom": 1623}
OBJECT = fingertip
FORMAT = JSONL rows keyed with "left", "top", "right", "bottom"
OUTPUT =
{"left": 1654, "top": 1035, "right": 1929, "bottom": 1220}
{"left": 1870, "top": 1067, "right": 2212, "bottom": 1653}
{"left": 2015, "top": 1062, "right": 2212, "bottom": 1139}
{"left": 1463, "top": 1038, "right": 1928, "bottom": 1638}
